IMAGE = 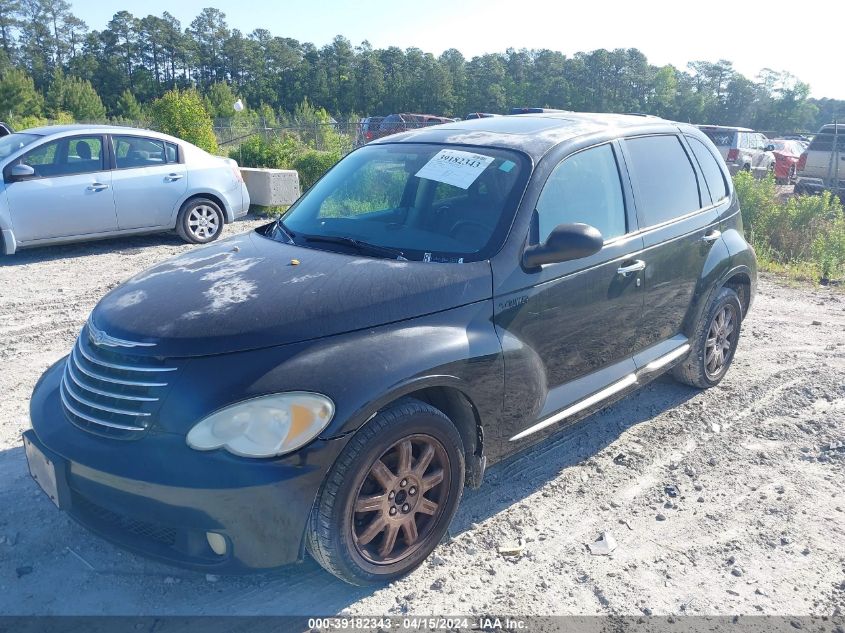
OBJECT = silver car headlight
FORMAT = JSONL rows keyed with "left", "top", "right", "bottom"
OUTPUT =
{"left": 186, "top": 392, "right": 334, "bottom": 458}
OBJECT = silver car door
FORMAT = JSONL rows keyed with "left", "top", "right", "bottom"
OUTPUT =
{"left": 110, "top": 135, "right": 188, "bottom": 229}
{"left": 5, "top": 135, "right": 117, "bottom": 243}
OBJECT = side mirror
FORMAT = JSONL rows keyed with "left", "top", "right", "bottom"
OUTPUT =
{"left": 8, "top": 163, "right": 36, "bottom": 182}
{"left": 523, "top": 222, "right": 604, "bottom": 269}
{"left": 765, "top": 144, "right": 775, "bottom": 152}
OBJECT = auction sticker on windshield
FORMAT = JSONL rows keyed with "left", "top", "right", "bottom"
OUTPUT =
{"left": 415, "top": 149, "right": 495, "bottom": 189}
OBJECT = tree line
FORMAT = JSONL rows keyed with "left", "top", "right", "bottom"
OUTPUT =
{"left": 0, "top": 0, "right": 841, "bottom": 132}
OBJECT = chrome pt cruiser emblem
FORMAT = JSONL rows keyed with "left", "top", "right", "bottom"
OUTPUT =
{"left": 87, "top": 318, "right": 155, "bottom": 348}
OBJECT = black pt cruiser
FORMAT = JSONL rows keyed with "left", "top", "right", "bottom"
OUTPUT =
{"left": 26, "top": 113, "right": 756, "bottom": 585}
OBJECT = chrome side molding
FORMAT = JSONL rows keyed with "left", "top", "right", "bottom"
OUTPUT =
{"left": 510, "top": 374, "right": 637, "bottom": 442}
{"left": 643, "top": 343, "right": 690, "bottom": 372}
{"left": 509, "top": 341, "right": 691, "bottom": 442}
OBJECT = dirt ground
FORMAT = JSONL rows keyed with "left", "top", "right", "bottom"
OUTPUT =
{"left": 0, "top": 216, "right": 843, "bottom": 617}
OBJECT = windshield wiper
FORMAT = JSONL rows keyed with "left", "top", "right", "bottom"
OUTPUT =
{"left": 302, "top": 235, "right": 407, "bottom": 260}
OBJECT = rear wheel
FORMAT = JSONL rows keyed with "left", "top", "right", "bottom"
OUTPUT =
{"left": 176, "top": 198, "right": 224, "bottom": 244}
{"left": 673, "top": 286, "right": 743, "bottom": 389}
{"left": 307, "top": 399, "right": 464, "bottom": 585}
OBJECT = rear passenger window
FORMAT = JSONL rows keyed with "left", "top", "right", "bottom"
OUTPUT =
{"left": 625, "top": 135, "right": 701, "bottom": 226}
{"left": 113, "top": 136, "right": 167, "bottom": 169}
{"left": 687, "top": 137, "right": 728, "bottom": 203}
{"left": 535, "top": 143, "right": 626, "bottom": 242}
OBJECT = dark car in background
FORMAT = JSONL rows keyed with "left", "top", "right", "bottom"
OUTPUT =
{"left": 356, "top": 116, "right": 385, "bottom": 145}
{"left": 378, "top": 113, "right": 455, "bottom": 137}
{"left": 465, "top": 112, "right": 500, "bottom": 119}
{"left": 26, "top": 112, "right": 755, "bottom": 586}
{"left": 510, "top": 107, "right": 568, "bottom": 114}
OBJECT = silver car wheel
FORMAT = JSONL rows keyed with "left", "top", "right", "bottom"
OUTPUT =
{"left": 187, "top": 205, "right": 220, "bottom": 240}
{"left": 705, "top": 304, "right": 736, "bottom": 380}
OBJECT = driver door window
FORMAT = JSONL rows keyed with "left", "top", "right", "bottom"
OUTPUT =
{"left": 535, "top": 143, "right": 627, "bottom": 243}
{"left": 21, "top": 136, "right": 104, "bottom": 177}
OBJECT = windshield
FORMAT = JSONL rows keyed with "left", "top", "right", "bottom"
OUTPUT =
{"left": 0, "top": 133, "right": 42, "bottom": 160}
{"left": 274, "top": 143, "right": 529, "bottom": 262}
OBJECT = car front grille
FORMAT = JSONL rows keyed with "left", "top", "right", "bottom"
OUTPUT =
{"left": 60, "top": 332, "right": 176, "bottom": 439}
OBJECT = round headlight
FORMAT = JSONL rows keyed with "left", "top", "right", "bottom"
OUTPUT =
{"left": 186, "top": 392, "right": 334, "bottom": 458}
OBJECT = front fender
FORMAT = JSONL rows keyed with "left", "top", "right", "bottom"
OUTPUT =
{"left": 161, "top": 301, "right": 504, "bottom": 442}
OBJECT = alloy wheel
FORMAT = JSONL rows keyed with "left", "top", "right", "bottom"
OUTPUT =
{"left": 705, "top": 304, "right": 737, "bottom": 379}
{"left": 352, "top": 434, "right": 451, "bottom": 565}
{"left": 187, "top": 205, "right": 220, "bottom": 240}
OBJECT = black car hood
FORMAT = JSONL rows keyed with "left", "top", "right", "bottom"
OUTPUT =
{"left": 91, "top": 231, "right": 493, "bottom": 357}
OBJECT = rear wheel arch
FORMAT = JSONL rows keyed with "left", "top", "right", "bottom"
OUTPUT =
{"left": 722, "top": 271, "right": 752, "bottom": 318}
{"left": 177, "top": 192, "right": 231, "bottom": 225}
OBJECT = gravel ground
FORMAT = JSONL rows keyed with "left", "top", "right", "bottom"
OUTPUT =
{"left": 0, "top": 216, "right": 843, "bottom": 617}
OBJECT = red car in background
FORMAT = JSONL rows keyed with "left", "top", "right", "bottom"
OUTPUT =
{"left": 770, "top": 139, "right": 807, "bottom": 184}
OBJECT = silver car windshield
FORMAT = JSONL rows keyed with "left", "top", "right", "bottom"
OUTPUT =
{"left": 0, "top": 133, "right": 42, "bottom": 160}
{"left": 278, "top": 143, "right": 529, "bottom": 262}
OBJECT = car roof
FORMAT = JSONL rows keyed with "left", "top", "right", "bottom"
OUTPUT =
{"left": 372, "top": 112, "right": 687, "bottom": 160}
{"left": 19, "top": 124, "right": 184, "bottom": 144}
{"left": 697, "top": 125, "right": 754, "bottom": 132}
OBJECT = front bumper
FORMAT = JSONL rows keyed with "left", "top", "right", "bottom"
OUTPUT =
{"left": 27, "top": 360, "right": 346, "bottom": 573}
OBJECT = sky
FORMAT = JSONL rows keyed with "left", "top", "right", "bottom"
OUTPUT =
{"left": 78, "top": 0, "right": 842, "bottom": 100}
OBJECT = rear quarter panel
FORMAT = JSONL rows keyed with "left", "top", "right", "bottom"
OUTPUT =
{"left": 182, "top": 153, "right": 244, "bottom": 222}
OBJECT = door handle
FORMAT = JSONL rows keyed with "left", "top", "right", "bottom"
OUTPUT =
{"left": 701, "top": 229, "right": 722, "bottom": 243}
{"left": 87, "top": 183, "right": 109, "bottom": 192}
{"left": 617, "top": 260, "right": 646, "bottom": 276}
{"left": 165, "top": 173, "right": 184, "bottom": 181}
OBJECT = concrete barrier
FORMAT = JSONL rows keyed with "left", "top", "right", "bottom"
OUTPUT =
{"left": 240, "top": 168, "right": 301, "bottom": 207}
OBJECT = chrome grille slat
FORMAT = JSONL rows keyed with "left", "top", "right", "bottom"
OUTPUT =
{"left": 61, "top": 329, "right": 177, "bottom": 438}
{"left": 66, "top": 363, "right": 159, "bottom": 402}
{"left": 76, "top": 342, "right": 177, "bottom": 373}
{"left": 60, "top": 388, "right": 146, "bottom": 432}
{"left": 62, "top": 376, "right": 151, "bottom": 417}
{"left": 71, "top": 346, "right": 168, "bottom": 387}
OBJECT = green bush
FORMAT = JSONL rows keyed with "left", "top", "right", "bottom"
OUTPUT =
{"left": 812, "top": 214, "right": 845, "bottom": 282}
{"left": 230, "top": 134, "right": 303, "bottom": 169}
{"left": 46, "top": 72, "right": 106, "bottom": 121}
{"left": 0, "top": 68, "right": 44, "bottom": 119}
{"left": 293, "top": 149, "right": 341, "bottom": 190}
{"left": 733, "top": 171, "right": 845, "bottom": 281}
{"left": 149, "top": 88, "right": 218, "bottom": 154}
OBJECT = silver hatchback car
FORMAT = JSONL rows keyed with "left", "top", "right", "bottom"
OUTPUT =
{"left": 0, "top": 125, "right": 250, "bottom": 255}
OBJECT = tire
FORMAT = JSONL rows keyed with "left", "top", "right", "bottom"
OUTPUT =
{"left": 306, "top": 398, "right": 465, "bottom": 585}
{"left": 672, "top": 286, "right": 743, "bottom": 389}
{"left": 176, "top": 198, "right": 224, "bottom": 244}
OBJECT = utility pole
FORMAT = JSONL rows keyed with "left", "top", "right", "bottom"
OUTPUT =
{"left": 826, "top": 110, "right": 839, "bottom": 193}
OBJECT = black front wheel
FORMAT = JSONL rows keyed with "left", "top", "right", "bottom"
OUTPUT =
{"left": 307, "top": 399, "right": 465, "bottom": 585}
